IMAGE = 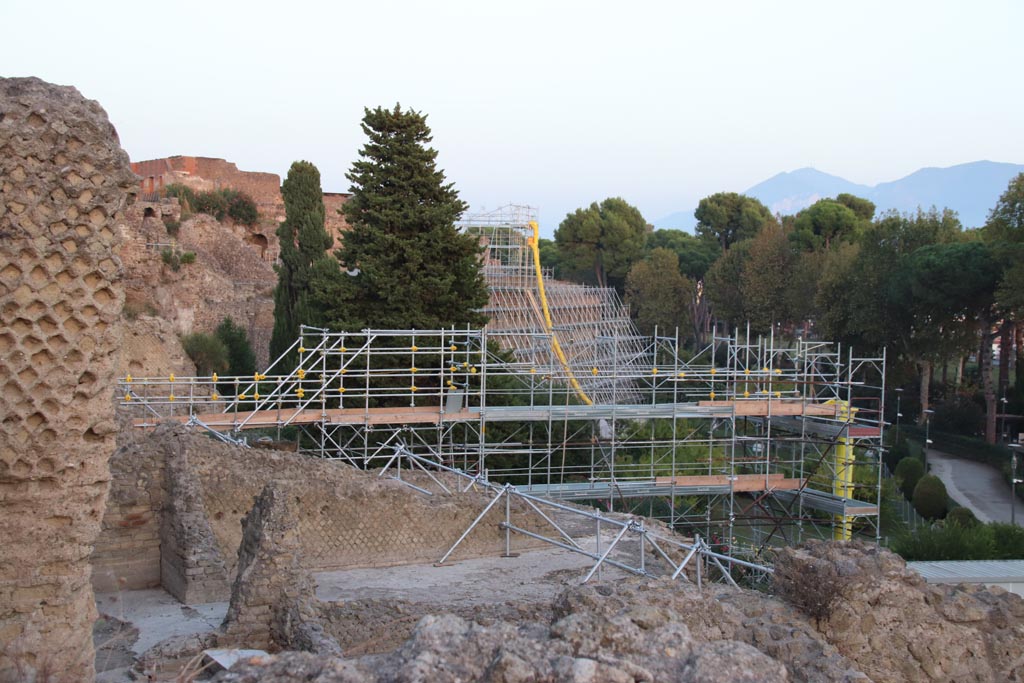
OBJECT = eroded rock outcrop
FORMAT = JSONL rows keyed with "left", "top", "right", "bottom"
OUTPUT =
{"left": 774, "top": 540, "right": 1024, "bottom": 683}
{"left": 0, "top": 77, "right": 133, "bottom": 681}
{"left": 210, "top": 542, "right": 1024, "bottom": 683}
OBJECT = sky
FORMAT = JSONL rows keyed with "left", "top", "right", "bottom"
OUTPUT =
{"left": 3, "top": 0, "right": 1022, "bottom": 237}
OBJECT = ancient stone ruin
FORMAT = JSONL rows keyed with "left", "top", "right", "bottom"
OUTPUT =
{"left": 0, "top": 77, "right": 134, "bottom": 680}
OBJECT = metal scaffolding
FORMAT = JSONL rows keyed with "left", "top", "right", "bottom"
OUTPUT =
{"left": 117, "top": 203, "right": 886, "bottom": 564}
{"left": 119, "top": 325, "right": 886, "bottom": 560}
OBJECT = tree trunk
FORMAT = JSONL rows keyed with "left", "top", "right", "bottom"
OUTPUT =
{"left": 999, "top": 320, "right": 1012, "bottom": 401}
{"left": 980, "top": 324, "right": 997, "bottom": 444}
{"left": 1016, "top": 321, "right": 1024, "bottom": 389}
{"left": 917, "top": 359, "right": 931, "bottom": 425}
{"left": 690, "top": 286, "right": 711, "bottom": 348}
{"left": 941, "top": 357, "right": 949, "bottom": 387}
{"left": 957, "top": 355, "right": 965, "bottom": 387}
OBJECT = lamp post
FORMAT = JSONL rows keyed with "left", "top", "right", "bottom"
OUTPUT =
{"left": 1010, "top": 442, "right": 1021, "bottom": 526}
{"left": 1000, "top": 396, "right": 1008, "bottom": 444}
{"left": 924, "top": 408, "right": 935, "bottom": 469}
{"left": 894, "top": 388, "right": 903, "bottom": 443}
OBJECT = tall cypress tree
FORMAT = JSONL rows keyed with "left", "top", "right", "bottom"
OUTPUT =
{"left": 327, "top": 105, "right": 488, "bottom": 330}
{"left": 270, "top": 161, "right": 334, "bottom": 368}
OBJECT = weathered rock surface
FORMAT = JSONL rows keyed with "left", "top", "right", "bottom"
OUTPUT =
{"left": 0, "top": 76, "right": 133, "bottom": 681}
{"left": 774, "top": 540, "right": 1024, "bottom": 683}
{"left": 207, "top": 541, "right": 1024, "bottom": 683}
{"left": 215, "top": 609, "right": 788, "bottom": 683}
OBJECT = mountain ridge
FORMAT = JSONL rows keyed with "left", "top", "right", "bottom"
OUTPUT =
{"left": 654, "top": 160, "right": 1024, "bottom": 231}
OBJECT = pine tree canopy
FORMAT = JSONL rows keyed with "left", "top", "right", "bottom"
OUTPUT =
{"left": 328, "top": 104, "right": 489, "bottom": 331}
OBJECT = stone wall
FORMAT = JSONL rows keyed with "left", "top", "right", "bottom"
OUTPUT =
{"left": 93, "top": 427, "right": 547, "bottom": 602}
{"left": 91, "top": 433, "right": 166, "bottom": 593}
{"left": 131, "top": 156, "right": 283, "bottom": 213}
{"left": 0, "top": 77, "right": 133, "bottom": 681}
{"left": 323, "top": 192, "right": 351, "bottom": 242}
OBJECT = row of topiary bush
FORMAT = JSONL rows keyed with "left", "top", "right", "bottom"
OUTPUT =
{"left": 165, "top": 184, "right": 259, "bottom": 227}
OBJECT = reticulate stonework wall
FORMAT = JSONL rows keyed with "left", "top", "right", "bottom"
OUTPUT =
{"left": 0, "top": 77, "right": 133, "bottom": 681}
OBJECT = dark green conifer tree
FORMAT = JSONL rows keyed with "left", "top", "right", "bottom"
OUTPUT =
{"left": 325, "top": 105, "right": 488, "bottom": 330}
{"left": 215, "top": 317, "right": 257, "bottom": 377}
{"left": 270, "top": 161, "right": 335, "bottom": 368}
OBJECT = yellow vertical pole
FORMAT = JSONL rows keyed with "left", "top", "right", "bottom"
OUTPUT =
{"left": 832, "top": 401, "right": 855, "bottom": 541}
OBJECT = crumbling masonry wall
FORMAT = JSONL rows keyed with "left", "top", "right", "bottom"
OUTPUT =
{"left": 93, "top": 428, "right": 549, "bottom": 601}
{"left": 0, "top": 77, "right": 132, "bottom": 681}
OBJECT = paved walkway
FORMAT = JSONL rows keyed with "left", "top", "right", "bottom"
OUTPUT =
{"left": 925, "top": 448, "right": 1023, "bottom": 525}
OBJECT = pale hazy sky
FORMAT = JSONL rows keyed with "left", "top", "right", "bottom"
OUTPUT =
{"left": 3, "top": 0, "right": 1022, "bottom": 236}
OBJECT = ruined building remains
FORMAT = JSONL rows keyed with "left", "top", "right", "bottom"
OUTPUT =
{"left": 0, "top": 77, "right": 133, "bottom": 681}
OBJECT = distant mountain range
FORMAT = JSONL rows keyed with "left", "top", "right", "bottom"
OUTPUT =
{"left": 654, "top": 161, "right": 1024, "bottom": 231}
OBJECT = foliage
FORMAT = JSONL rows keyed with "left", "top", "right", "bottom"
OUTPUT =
{"left": 933, "top": 394, "right": 984, "bottom": 436}
{"left": 160, "top": 247, "right": 177, "bottom": 270}
{"left": 911, "top": 474, "right": 948, "bottom": 519}
{"left": 181, "top": 332, "right": 229, "bottom": 375}
{"left": 537, "top": 237, "right": 566, "bottom": 278}
{"left": 165, "top": 183, "right": 196, "bottom": 212}
{"left": 945, "top": 505, "right": 979, "bottom": 528}
{"left": 891, "top": 522, "right": 996, "bottom": 560}
{"left": 884, "top": 437, "right": 911, "bottom": 475}
{"left": 222, "top": 188, "right": 259, "bottom": 226}
{"left": 324, "top": 104, "right": 489, "bottom": 331}
{"left": 894, "top": 457, "right": 925, "bottom": 499}
{"left": 555, "top": 197, "right": 649, "bottom": 291}
{"left": 694, "top": 192, "right": 773, "bottom": 251}
{"left": 271, "top": 160, "right": 335, "bottom": 369}
{"left": 165, "top": 183, "right": 259, "bottom": 226}
{"left": 988, "top": 522, "right": 1024, "bottom": 559}
{"left": 179, "top": 251, "right": 196, "bottom": 265}
{"left": 624, "top": 248, "right": 694, "bottom": 335}
{"left": 163, "top": 218, "right": 180, "bottom": 236}
{"left": 215, "top": 317, "right": 257, "bottom": 379}
{"left": 704, "top": 239, "right": 751, "bottom": 326}
{"left": 646, "top": 228, "right": 720, "bottom": 280}
{"left": 984, "top": 172, "right": 1024, "bottom": 243}
{"left": 891, "top": 520, "right": 1024, "bottom": 561}
{"left": 193, "top": 189, "right": 229, "bottom": 220}
{"left": 791, "top": 198, "right": 862, "bottom": 251}
{"left": 835, "top": 193, "right": 876, "bottom": 221}
{"left": 736, "top": 224, "right": 796, "bottom": 333}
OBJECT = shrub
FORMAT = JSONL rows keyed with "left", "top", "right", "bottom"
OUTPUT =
{"left": 945, "top": 506, "right": 979, "bottom": 528}
{"left": 223, "top": 189, "right": 259, "bottom": 226}
{"left": 884, "top": 437, "right": 910, "bottom": 475}
{"left": 894, "top": 457, "right": 925, "bottom": 499}
{"left": 912, "top": 474, "right": 948, "bottom": 520}
{"left": 165, "top": 183, "right": 196, "bottom": 213}
{"left": 160, "top": 247, "right": 181, "bottom": 272}
{"left": 163, "top": 218, "right": 181, "bottom": 236}
{"left": 933, "top": 394, "right": 985, "bottom": 437}
{"left": 181, "top": 333, "right": 228, "bottom": 376}
{"left": 193, "top": 190, "right": 229, "bottom": 220}
{"left": 180, "top": 251, "right": 196, "bottom": 265}
{"left": 772, "top": 552, "right": 846, "bottom": 624}
{"left": 215, "top": 317, "right": 257, "bottom": 380}
{"left": 988, "top": 523, "right": 1024, "bottom": 559}
{"left": 892, "top": 523, "right": 996, "bottom": 561}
